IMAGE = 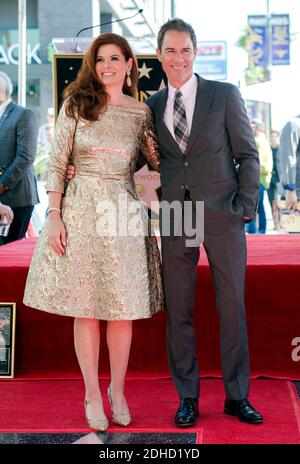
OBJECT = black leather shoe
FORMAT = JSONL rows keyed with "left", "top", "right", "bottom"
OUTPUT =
{"left": 224, "top": 398, "right": 263, "bottom": 424}
{"left": 175, "top": 397, "right": 199, "bottom": 427}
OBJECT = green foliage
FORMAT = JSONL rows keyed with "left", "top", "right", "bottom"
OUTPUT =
{"left": 34, "top": 145, "right": 49, "bottom": 180}
{"left": 236, "top": 26, "right": 267, "bottom": 85}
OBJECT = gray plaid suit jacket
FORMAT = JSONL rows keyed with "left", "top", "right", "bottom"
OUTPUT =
{"left": 0, "top": 100, "right": 39, "bottom": 208}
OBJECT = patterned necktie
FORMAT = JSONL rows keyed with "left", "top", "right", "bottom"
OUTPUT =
{"left": 173, "top": 89, "right": 189, "bottom": 153}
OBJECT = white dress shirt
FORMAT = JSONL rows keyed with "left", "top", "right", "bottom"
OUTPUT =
{"left": 0, "top": 97, "right": 12, "bottom": 120}
{"left": 163, "top": 74, "right": 198, "bottom": 140}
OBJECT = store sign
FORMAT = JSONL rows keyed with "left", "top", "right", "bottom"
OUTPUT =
{"left": 0, "top": 43, "right": 42, "bottom": 65}
{"left": 194, "top": 41, "right": 227, "bottom": 80}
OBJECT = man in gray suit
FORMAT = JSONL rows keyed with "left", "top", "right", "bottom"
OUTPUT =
{"left": 144, "top": 19, "right": 263, "bottom": 426}
{"left": 0, "top": 72, "right": 39, "bottom": 245}
{"left": 279, "top": 114, "right": 300, "bottom": 208}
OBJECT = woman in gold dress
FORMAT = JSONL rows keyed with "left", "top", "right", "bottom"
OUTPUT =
{"left": 23, "top": 33, "right": 164, "bottom": 431}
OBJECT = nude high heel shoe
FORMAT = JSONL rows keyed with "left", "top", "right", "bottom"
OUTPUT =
{"left": 84, "top": 399, "right": 109, "bottom": 432}
{"left": 107, "top": 385, "right": 131, "bottom": 427}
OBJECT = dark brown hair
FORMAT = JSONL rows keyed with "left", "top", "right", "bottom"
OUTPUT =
{"left": 157, "top": 18, "right": 197, "bottom": 52}
{"left": 63, "top": 33, "right": 138, "bottom": 121}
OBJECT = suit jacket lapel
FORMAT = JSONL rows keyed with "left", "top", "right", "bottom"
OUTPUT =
{"left": 0, "top": 101, "right": 15, "bottom": 130}
{"left": 185, "top": 74, "right": 215, "bottom": 157}
{"left": 155, "top": 87, "right": 185, "bottom": 159}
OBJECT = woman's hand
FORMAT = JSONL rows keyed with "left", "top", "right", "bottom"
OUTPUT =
{"left": 66, "top": 164, "right": 76, "bottom": 180}
{"left": 48, "top": 212, "right": 66, "bottom": 255}
{"left": 0, "top": 204, "right": 14, "bottom": 224}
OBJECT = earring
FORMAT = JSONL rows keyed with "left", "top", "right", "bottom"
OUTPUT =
{"left": 127, "top": 70, "right": 132, "bottom": 87}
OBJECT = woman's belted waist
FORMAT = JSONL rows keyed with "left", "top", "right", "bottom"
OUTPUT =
{"left": 75, "top": 171, "right": 129, "bottom": 181}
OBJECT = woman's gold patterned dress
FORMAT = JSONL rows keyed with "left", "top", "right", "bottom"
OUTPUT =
{"left": 23, "top": 103, "right": 164, "bottom": 320}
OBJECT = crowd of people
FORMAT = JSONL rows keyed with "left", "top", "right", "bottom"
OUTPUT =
{"left": 246, "top": 115, "right": 300, "bottom": 234}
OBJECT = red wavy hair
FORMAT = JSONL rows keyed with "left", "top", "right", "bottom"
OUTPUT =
{"left": 63, "top": 33, "right": 138, "bottom": 121}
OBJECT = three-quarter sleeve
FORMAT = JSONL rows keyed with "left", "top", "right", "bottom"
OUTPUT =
{"left": 46, "top": 102, "right": 77, "bottom": 193}
{"left": 140, "top": 108, "right": 160, "bottom": 172}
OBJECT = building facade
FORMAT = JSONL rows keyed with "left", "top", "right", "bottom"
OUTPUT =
{"left": 0, "top": 0, "right": 173, "bottom": 124}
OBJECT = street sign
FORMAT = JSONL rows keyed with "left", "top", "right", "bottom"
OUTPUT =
{"left": 271, "top": 14, "right": 290, "bottom": 65}
{"left": 247, "top": 14, "right": 290, "bottom": 67}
